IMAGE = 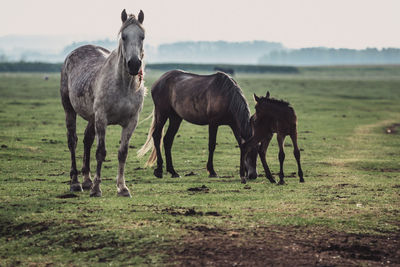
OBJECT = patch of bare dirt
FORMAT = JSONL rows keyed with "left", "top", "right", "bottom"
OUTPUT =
{"left": 380, "top": 168, "right": 400, "bottom": 173}
{"left": 56, "top": 193, "right": 78, "bottom": 199}
{"left": 188, "top": 185, "right": 209, "bottom": 193}
{"left": 1, "top": 220, "right": 54, "bottom": 239}
{"left": 162, "top": 207, "right": 221, "bottom": 217}
{"left": 167, "top": 226, "right": 400, "bottom": 266}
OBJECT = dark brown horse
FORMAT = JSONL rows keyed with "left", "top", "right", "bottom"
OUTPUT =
{"left": 243, "top": 91, "right": 304, "bottom": 185}
{"left": 138, "top": 70, "right": 257, "bottom": 183}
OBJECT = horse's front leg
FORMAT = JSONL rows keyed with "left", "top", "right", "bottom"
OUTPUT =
{"left": 207, "top": 125, "right": 218, "bottom": 177}
{"left": 230, "top": 124, "right": 247, "bottom": 183}
{"left": 116, "top": 119, "right": 139, "bottom": 197}
{"left": 90, "top": 118, "right": 107, "bottom": 197}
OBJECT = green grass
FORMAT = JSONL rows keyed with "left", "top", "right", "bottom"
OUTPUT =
{"left": 0, "top": 67, "right": 400, "bottom": 265}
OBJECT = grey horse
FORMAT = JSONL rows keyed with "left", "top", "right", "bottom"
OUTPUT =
{"left": 60, "top": 9, "right": 145, "bottom": 197}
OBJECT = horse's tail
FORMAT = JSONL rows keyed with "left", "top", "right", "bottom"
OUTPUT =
{"left": 137, "top": 110, "right": 163, "bottom": 167}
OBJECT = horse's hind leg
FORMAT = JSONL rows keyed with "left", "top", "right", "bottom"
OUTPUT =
{"left": 152, "top": 111, "right": 168, "bottom": 178}
{"left": 290, "top": 132, "right": 304, "bottom": 183}
{"left": 259, "top": 134, "right": 276, "bottom": 183}
{"left": 116, "top": 118, "right": 139, "bottom": 197}
{"left": 90, "top": 117, "right": 107, "bottom": 197}
{"left": 277, "top": 133, "right": 286, "bottom": 185}
{"left": 207, "top": 125, "right": 218, "bottom": 177}
{"left": 61, "top": 95, "right": 81, "bottom": 192}
{"left": 164, "top": 114, "right": 182, "bottom": 178}
{"left": 81, "top": 120, "right": 95, "bottom": 190}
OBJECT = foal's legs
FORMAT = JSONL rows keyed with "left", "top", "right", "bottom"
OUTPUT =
{"left": 62, "top": 98, "right": 81, "bottom": 192}
{"left": 81, "top": 120, "right": 95, "bottom": 190}
{"left": 116, "top": 118, "right": 139, "bottom": 197}
{"left": 164, "top": 115, "right": 182, "bottom": 178}
{"left": 277, "top": 133, "right": 286, "bottom": 185}
{"left": 258, "top": 134, "right": 276, "bottom": 183}
{"left": 207, "top": 125, "right": 218, "bottom": 177}
{"left": 290, "top": 132, "right": 304, "bottom": 183}
{"left": 152, "top": 111, "right": 168, "bottom": 178}
{"left": 90, "top": 117, "right": 107, "bottom": 197}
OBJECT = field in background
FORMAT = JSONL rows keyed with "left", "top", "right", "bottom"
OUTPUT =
{"left": 0, "top": 67, "right": 399, "bottom": 265}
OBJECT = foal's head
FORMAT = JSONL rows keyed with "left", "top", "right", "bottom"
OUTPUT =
{"left": 254, "top": 91, "right": 272, "bottom": 112}
{"left": 119, "top": 9, "right": 145, "bottom": 76}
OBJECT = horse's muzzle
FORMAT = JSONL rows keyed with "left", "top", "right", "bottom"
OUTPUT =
{"left": 247, "top": 171, "right": 257, "bottom": 180}
{"left": 127, "top": 58, "right": 142, "bottom": 76}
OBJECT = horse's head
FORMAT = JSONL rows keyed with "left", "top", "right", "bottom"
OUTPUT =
{"left": 253, "top": 91, "right": 270, "bottom": 113}
{"left": 119, "top": 9, "right": 145, "bottom": 76}
{"left": 244, "top": 143, "right": 258, "bottom": 180}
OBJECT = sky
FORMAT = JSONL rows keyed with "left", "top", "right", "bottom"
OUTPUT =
{"left": 1, "top": 0, "right": 400, "bottom": 49}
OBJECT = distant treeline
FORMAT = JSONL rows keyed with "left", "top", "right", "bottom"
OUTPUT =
{"left": 154, "top": 41, "right": 284, "bottom": 64}
{"left": 0, "top": 62, "right": 298, "bottom": 74}
{"left": 259, "top": 47, "right": 400, "bottom": 66}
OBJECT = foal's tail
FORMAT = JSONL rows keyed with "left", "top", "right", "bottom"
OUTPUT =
{"left": 137, "top": 110, "right": 162, "bottom": 167}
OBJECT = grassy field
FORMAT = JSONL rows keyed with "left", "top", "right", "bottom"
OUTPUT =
{"left": 0, "top": 67, "right": 399, "bottom": 266}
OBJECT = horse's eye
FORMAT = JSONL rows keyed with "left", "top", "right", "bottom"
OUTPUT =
{"left": 122, "top": 35, "right": 126, "bottom": 41}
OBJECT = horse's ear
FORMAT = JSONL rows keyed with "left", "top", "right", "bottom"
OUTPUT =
{"left": 138, "top": 10, "right": 144, "bottom": 24}
{"left": 254, "top": 93, "right": 261, "bottom": 103}
{"left": 266, "top": 91, "right": 270, "bottom": 98}
{"left": 121, "top": 9, "right": 127, "bottom": 23}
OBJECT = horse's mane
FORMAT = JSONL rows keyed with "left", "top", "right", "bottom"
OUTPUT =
{"left": 118, "top": 14, "right": 145, "bottom": 34}
{"left": 214, "top": 72, "right": 252, "bottom": 139}
{"left": 267, "top": 97, "right": 291, "bottom": 106}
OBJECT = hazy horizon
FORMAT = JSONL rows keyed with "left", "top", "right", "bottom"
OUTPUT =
{"left": 1, "top": 0, "right": 400, "bottom": 50}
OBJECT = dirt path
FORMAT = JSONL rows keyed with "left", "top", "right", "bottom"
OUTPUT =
{"left": 330, "top": 118, "right": 399, "bottom": 168}
{"left": 167, "top": 225, "right": 399, "bottom": 266}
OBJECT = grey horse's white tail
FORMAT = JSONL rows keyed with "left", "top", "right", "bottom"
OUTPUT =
{"left": 137, "top": 110, "right": 163, "bottom": 166}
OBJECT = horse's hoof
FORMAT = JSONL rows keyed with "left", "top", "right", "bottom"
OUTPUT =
{"left": 154, "top": 169, "right": 163, "bottom": 178}
{"left": 267, "top": 177, "right": 277, "bottom": 183}
{"left": 299, "top": 179, "right": 305, "bottom": 183}
{"left": 208, "top": 173, "right": 218, "bottom": 178}
{"left": 82, "top": 179, "right": 93, "bottom": 190}
{"left": 241, "top": 178, "right": 247, "bottom": 184}
{"left": 117, "top": 188, "right": 132, "bottom": 198}
{"left": 90, "top": 189, "right": 102, "bottom": 197}
{"left": 277, "top": 180, "right": 285, "bottom": 185}
{"left": 171, "top": 173, "right": 180, "bottom": 178}
{"left": 70, "top": 183, "right": 83, "bottom": 192}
